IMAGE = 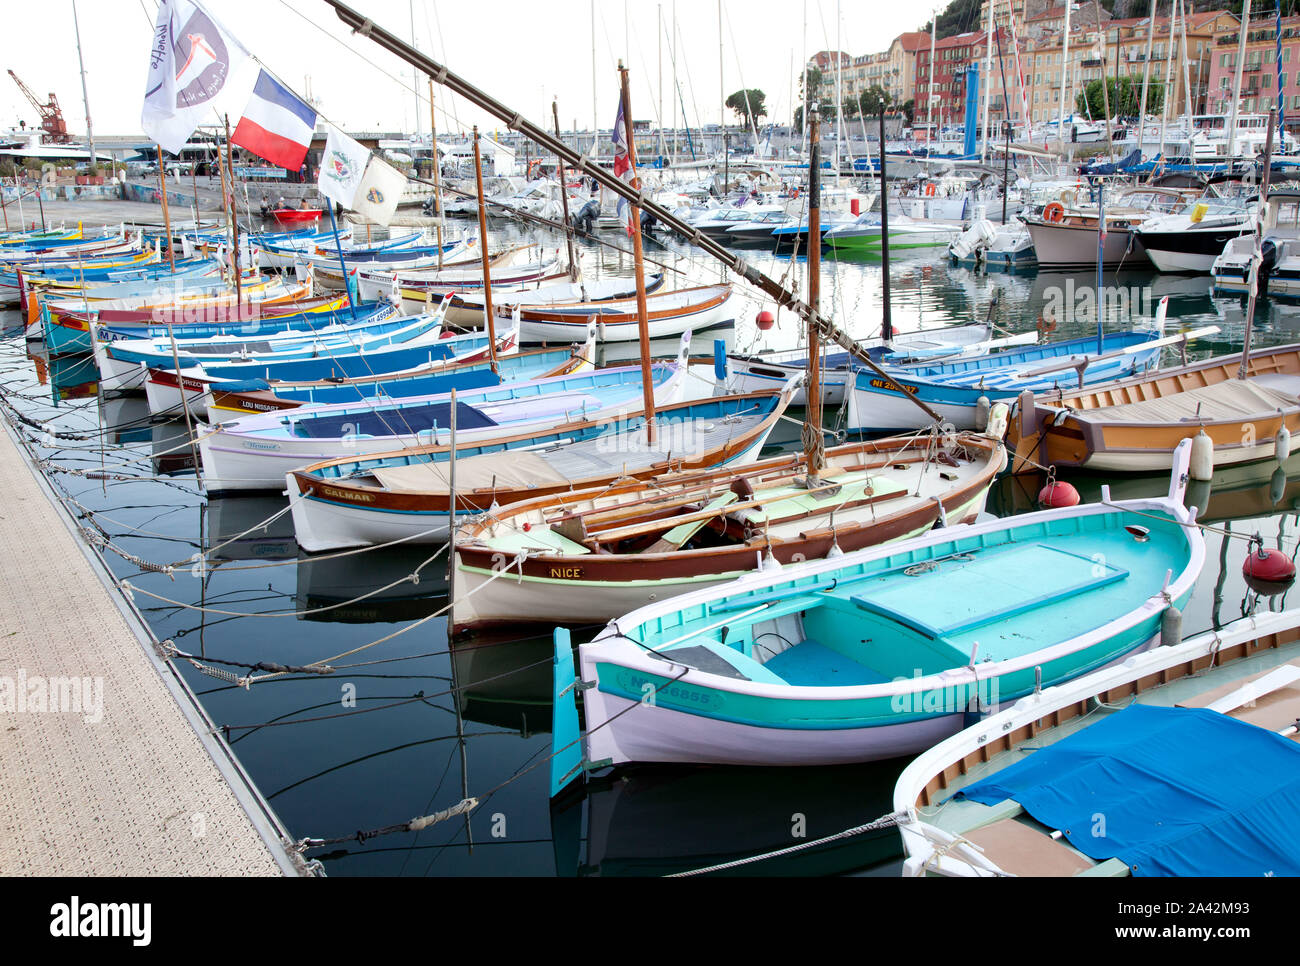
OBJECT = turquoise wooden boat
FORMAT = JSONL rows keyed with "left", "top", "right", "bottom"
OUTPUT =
{"left": 550, "top": 440, "right": 1204, "bottom": 783}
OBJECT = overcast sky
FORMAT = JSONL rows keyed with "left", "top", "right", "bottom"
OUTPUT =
{"left": 4, "top": 1, "right": 939, "bottom": 142}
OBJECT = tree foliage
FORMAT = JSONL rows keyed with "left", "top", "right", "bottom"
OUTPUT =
{"left": 1074, "top": 76, "right": 1165, "bottom": 120}
{"left": 857, "top": 86, "right": 894, "bottom": 118}
{"left": 725, "top": 88, "right": 767, "bottom": 127}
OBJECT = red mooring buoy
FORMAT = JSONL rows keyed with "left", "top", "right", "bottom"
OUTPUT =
{"left": 1038, "top": 480, "right": 1080, "bottom": 509}
{"left": 1243, "top": 543, "right": 1297, "bottom": 594}
{"left": 756, "top": 310, "right": 775, "bottom": 331}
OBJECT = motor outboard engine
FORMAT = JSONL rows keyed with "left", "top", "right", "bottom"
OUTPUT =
{"left": 572, "top": 199, "right": 600, "bottom": 236}
{"left": 1261, "top": 238, "right": 1279, "bottom": 296}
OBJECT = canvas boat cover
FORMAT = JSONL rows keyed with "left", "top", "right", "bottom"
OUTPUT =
{"left": 372, "top": 449, "right": 571, "bottom": 493}
{"left": 1076, "top": 378, "right": 1300, "bottom": 426}
{"left": 955, "top": 703, "right": 1300, "bottom": 877}
{"left": 292, "top": 400, "right": 498, "bottom": 440}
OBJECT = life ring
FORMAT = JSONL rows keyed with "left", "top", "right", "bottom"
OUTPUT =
{"left": 1043, "top": 202, "right": 1065, "bottom": 224}
{"left": 925, "top": 183, "right": 937, "bottom": 197}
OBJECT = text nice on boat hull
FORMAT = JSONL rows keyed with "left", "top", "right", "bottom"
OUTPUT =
{"left": 450, "top": 414, "right": 1010, "bottom": 631}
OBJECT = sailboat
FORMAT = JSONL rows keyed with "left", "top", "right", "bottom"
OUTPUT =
{"left": 449, "top": 114, "right": 1009, "bottom": 631}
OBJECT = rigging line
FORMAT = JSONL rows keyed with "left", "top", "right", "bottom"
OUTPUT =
{"left": 200, "top": 520, "right": 455, "bottom": 573}
{"left": 272, "top": 0, "right": 471, "bottom": 138}
{"left": 224, "top": 650, "right": 558, "bottom": 734}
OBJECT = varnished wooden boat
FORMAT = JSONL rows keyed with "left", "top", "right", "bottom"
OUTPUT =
{"left": 1011, "top": 342, "right": 1300, "bottom": 474}
{"left": 449, "top": 414, "right": 1010, "bottom": 632}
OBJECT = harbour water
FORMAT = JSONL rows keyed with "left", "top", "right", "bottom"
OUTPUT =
{"left": 6, "top": 221, "right": 1300, "bottom": 876}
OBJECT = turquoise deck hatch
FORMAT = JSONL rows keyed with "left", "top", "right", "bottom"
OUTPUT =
{"left": 849, "top": 544, "right": 1129, "bottom": 642}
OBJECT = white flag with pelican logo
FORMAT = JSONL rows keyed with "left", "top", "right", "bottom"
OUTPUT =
{"left": 142, "top": 0, "right": 257, "bottom": 154}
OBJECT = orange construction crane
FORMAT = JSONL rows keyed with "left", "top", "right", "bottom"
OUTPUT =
{"left": 7, "top": 69, "right": 69, "bottom": 143}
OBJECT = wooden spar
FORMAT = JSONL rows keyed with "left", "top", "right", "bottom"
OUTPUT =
{"left": 155, "top": 146, "right": 203, "bottom": 484}
{"left": 429, "top": 81, "right": 444, "bottom": 270}
{"left": 880, "top": 107, "right": 892, "bottom": 343}
{"left": 215, "top": 126, "right": 233, "bottom": 279}
{"left": 552, "top": 99, "right": 580, "bottom": 287}
{"left": 155, "top": 144, "right": 175, "bottom": 272}
{"left": 322, "top": 0, "right": 943, "bottom": 426}
{"left": 471, "top": 128, "right": 499, "bottom": 373}
{"left": 1239, "top": 108, "right": 1275, "bottom": 381}
{"left": 224, "top": 115, "right": 242, "bottom": 305}
{"left": 806, "top": 105, "right": 824, "bottom": 475}
{"left": 447, "top": 386, "right": 458, "bottom": 624}
{"left": 1093, "top": 0, "right": 1113, "bottom": 153}
{"left": 619, "top": 61, "right": 656, "bottom": 446}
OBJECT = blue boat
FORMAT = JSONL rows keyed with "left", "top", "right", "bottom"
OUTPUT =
{"left": 844, "top": 320, "right": 1183, "bottom": 433}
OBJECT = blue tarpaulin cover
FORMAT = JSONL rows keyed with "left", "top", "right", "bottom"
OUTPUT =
{"left": 955, "top": 703, "right": 1300, "bottom": 876}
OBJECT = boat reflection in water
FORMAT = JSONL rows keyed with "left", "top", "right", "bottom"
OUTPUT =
{"left": 204, "top": 494, "right": 452, "bottom": 623}
{"left": 550, "top": 759, "right": 905, "bottom": 877}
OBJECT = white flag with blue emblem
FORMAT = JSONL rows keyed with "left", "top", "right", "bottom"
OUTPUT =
{"left": 351, "top": 157, "right": 406, "bottom": 226}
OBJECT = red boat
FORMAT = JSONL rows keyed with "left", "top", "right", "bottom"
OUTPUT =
{"left": 271, "top": 208, "right": 323, "bottom": 226}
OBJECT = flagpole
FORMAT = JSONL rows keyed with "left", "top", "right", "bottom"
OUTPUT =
{"left": 1096, "top": 180, "right": 1104, "bottom": 356}
{"left": 619, "top": 60, "right": 655, "bottom": 445}
{"left": 471, "top": 127, "right": 499, "bottom": 373}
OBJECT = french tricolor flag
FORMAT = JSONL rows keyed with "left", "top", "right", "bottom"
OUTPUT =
{"left": 232, "top": 70, "right": 316, "bottom": 171}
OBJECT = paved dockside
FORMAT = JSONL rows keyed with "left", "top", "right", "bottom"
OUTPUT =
{"left": 0, "top": 420, "right": 292, "bottom": 876}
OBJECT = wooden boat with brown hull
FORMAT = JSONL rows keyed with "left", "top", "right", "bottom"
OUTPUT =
{"left": 284, "top": 385, "right": 798, "bottom": 553}
{"left": 449, "top": 419, "right": 1009, "bottom": 632}
{"left": 512, "top": 283, "right": 735, "bottom": 344}
{"left": 1011, "top": 342, "right": 1300, "bottom": 474}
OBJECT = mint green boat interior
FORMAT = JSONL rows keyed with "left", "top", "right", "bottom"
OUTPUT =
{"left": 613, "top": 509, "right": 1194, "bottom": 722}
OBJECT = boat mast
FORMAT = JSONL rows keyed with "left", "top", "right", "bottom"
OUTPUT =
{"left": 429, "top": 82, "right": 444, "bottom": 270}
{"left": 224, "top": 115, "right": 242, "bottom": 305}
{"left": 592, "top": 0, "right": 598, "bottom": 153}
{"left": 322, "top": 0, "right": 944, "bottom": 425}
{"left": 1179, "top": 0, "right": 1193, "bottom": 134}
{"left": 926, "top": 12, "right": 936, "bottom": 148}
{"left": 1093, "top": 0, "right": 1114, "bottom": 154}
{"left": 880, "top": 107, "right": 892, "bottom": 344}
{"left": 1239, "top": 108, "right": 1275, "bottom": 381}
{"left": 806, "top": 104, "right": 825, "bottom": 476}
{"left": 471, "top": 128, "right": 499, "bottom": 373}
{"left": 1228, "top": 0, "right": 1250, "bottom": 159}
{"left": 410, "top": 0, "right": 420, "bottom": 140}
{"left": 1058, "top": 0, "right": 1072, "bottom": 150}
{"left": 981, "top": 0, "right": 994, "bottom": 162}
{"left": 1137, "top": 0, "right": 1157, "bottom": 161}
{"left": 1159, "top": 0, "right": 1177, "bottom": 160}
{"left": 619, "top": 61, "right": 658, "bottom": 444}
{"left": 719, "top": 0, "right": 725, "bottom": 158}
{"left": 553, "top": 100, "right": 580, "bottom": 287}
{"left": 71, "top": 0, "right": 96, "bottom": 176}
